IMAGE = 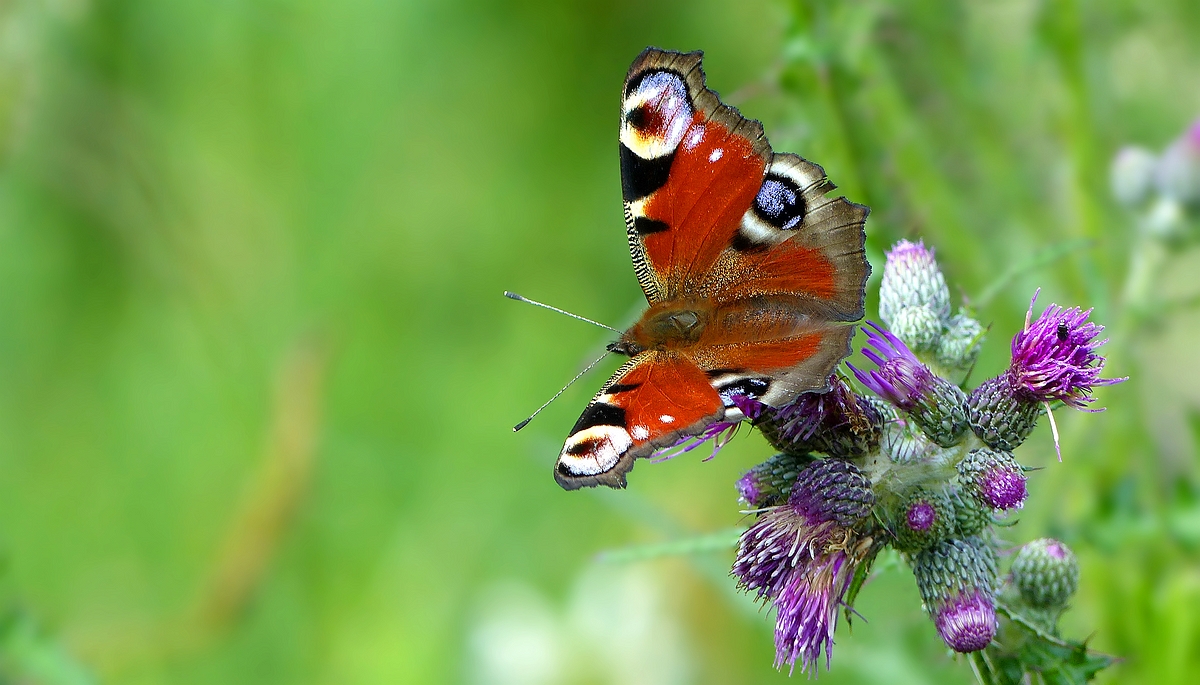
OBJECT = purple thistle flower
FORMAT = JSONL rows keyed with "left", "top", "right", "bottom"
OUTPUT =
{"left": 732, "top": 460, "right": 874, "bottom": 674}
{"left": 736, "top": 471, "right": 763, "bottom": 507}
{"left": 1009, "top": 289, "right": 1126, "bottom": 410}
{"left": 907, "top": 500, "right": 937, "bottom": 532}
{"left": 773, "top": 542, "right": 861, "bottom": 675}
{"left": 848, "top": 323, "right": 936, "bottom": 411}
{"left": 976, "top": 466, "right": 1027, "bottom": 510}
{"left": 933, "top": 591, "right": 998, "bottom": 652}
{"left": 850, "top": 323, "right": 969, "bottom": 447}
{"left": 958, "top": 448, "right": 1027, "bottom": 511}
{"left": 757, "top": 375, "right": 883, "bottom": 459}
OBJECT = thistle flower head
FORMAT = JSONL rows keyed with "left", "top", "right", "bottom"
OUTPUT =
{"left": 1009, "top": 290, "right": 1126, "bottom": 410}
{"left": 732, "top": 460, "right": 874, "bottom": 674}
{"left": 894, "top": 488, "right": 955, "bottom": 553}
{"left": 849, "top": 323, "right": 936, "bottom": 411}
{"left": 757, "top": 375, "right": 883, "bottom": 459}
{"left": 851, "top": 323, "right": 969, "bottom": 446}
{"left": 1011, "top": 538, "right": 1080, "bottom": 609}
{"left": 789, "top": 458, "right": 875, "bottom": 526}
{"left": 958, "top": 447, "right": 1027, "bottom": 511}
{"left": 933, "top": 591, "right": 999, "bottom": 653}
{"left": 913, "top": 537, "right": 999, "bottom": 653}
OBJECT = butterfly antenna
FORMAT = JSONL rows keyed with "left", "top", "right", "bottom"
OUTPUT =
{"left": 513, "top": 348, "right": 611, "bottom": 432}
{"left": 504, "top": 291, "right": 620, "bottom": 333}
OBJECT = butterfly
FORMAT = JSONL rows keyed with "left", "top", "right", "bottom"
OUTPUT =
{"left": 554, "top": 48, "right": 870, "bottom": 490}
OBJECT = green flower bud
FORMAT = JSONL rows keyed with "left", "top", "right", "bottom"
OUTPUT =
{"left": 735, "top": 452, "right": 815, "bottom": 508}
{"left": 1010, "top": 538, "right": 1080, "bottom": 609}
{"left": 935, "top": 313, "right": 984, "bottom": 383}
{"left": 890, "top": 305, "right": 942, "bottom": 352}
{"left": 967, "top": 374, "right": 1040, "bottom": 451}
{"left": 879, "top": 240, "right": 951, "bottom": 324}
{"left": 893, "top": 488, "right": 955, "bottom": 553}
{"left": 957, "top": 447, "right": 1027, "bottom": 511}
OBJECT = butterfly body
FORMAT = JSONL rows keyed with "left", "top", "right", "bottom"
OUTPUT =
{"left": 554, "top": 48, "right": 870, "bottom": 491}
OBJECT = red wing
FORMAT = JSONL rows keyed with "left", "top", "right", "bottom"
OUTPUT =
{"left": 555, "top": 352, "right": 724, "bottom": 490}
{"left": 619, "top": 49, "right": 771, "bottom": 302}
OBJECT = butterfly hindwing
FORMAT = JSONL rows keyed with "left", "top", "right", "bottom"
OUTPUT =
{"left": 693, "top": 321, "right": 857, "bottom": 406}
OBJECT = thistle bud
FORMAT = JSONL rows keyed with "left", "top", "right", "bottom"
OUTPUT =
{"left": 889, "top": 305, "right": 943, "bottom": 352}
{"left": 790, "top": 458, "right": 874, "bottom": 528}
{"left": 1010, "top": 538, "right": 1080, "bottom": 609}
{"left": 913, "top": 537, "right": 999, "bottom": 653}
{"left": 1110, "top": 145, "right": 1158, "bottom": 208}
{"left": 935, "top": 313, "right": 985, "bottom": 383}
{"left": 1155, "top": 120, "right": 1200, "bottom": 207}
{"left": 947, "top": 485, "right": 992, "bottom": 537}
{"left": 893, "top": 488, "right": 955, "bottom": 553}
{"left": 957, "top": 447, "right": 1027, "bottom": 511}
{"left": 879, "top": 240, "right": 952, "bottom": 323}
{"left": 736, "top": 452, "right": 814, "bottom": 508}
{"left": 850, "top": 324, "right": 968, "bottom": 447}
{"left": 966, "top": 373, "right": 1040, "bottom": 450}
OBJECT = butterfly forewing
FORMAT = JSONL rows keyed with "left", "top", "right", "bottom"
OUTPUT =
{"left": 555, "top": 354, "right": 724, "bottom": 490}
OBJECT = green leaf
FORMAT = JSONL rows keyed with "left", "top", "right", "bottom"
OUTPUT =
{"left": 979, "top": 603, "right": 1119, "bottom": 684}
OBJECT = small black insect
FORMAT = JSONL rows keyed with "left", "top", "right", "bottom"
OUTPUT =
{"left": 1056, "top": 321, "right": 1069, "bottom": 341}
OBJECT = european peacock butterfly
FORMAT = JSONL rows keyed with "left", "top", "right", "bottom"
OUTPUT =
{"left": 554, "top": 48, "right": 870, "bottom": 490}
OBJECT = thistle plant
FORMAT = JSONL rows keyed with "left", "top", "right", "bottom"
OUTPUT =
{"left": 729, "top": 240, "right": 1124, "bottom": 680}
{"left": 1112, "top": 119, "right": 1200, "bottom": 322}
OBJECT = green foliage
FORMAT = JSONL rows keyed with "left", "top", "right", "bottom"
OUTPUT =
{"left": 0, "top": 0, "right": 1197, "bottom": 682}
{"left": 971, "top": 604, "right": 1118, "bottom": 685}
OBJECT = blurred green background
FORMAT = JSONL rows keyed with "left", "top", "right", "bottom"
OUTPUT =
{"left": 0, "top": 0, "right": 1198, "bottom": 683}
